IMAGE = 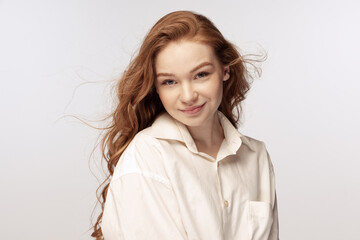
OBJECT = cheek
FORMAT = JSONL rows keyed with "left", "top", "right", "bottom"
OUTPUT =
{"left": 157, "top": 89, "right": 175, "bottom": 107}
{"left": 201, "top": 80, "right": 223, "bottom": 99}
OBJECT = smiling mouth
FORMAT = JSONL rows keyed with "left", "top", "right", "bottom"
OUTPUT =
{"left": 180, "top": 103, "right": 206, "bottom": 114}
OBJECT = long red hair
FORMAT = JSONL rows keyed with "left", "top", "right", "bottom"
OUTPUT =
{"left": 91, "top": 10, "right": 258, "bottom": 239}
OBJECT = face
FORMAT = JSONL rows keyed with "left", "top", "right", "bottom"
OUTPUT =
{"left": 154, "top": 39, "right": 230, "bottom": 127}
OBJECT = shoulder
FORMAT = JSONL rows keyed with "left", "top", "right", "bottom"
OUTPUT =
{"left": 111, "top": 127, "right": 168, "bottom": 182}
{"left": 123, "top": 127, "right": 164, "bottom": 162}
{"left": 239, "top": 134, "right": 268, "bottom": 153}
{"left": 130, "top": 127, "right": 161, "bottom": 150}
{"left": 239, "top": 134, "right": 274, "bottom": 168}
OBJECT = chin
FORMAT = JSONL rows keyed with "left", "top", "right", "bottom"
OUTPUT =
{"left": 182, "top": 120, "right": 204, "bottom": 127}
{"left": 178, "top": 115, "right": 209, "bottom": 128}
{"left": 167, "top": 107, "right": 216, "bottom": 128}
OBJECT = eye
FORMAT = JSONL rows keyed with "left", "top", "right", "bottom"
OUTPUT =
{"left": 161, "top": 80, "right": 176, "bottom": 86}
{"left": 195, "top": 72, "right": 209, "bottom": 79}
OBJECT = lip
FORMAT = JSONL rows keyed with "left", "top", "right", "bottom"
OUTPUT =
{"left": 180, "top": 103, "right": 206, "bottom": 114}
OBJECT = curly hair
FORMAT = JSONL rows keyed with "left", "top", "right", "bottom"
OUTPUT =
{"left": 91, "top": 10, "right": 257, "bottom": 239}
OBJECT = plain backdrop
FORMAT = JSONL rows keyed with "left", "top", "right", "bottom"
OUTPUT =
{"left": 1, "top": 0, "right": 359, "bottom": 239}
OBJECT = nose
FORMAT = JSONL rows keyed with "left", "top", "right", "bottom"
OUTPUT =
{"left": 180, "top": 82, "right": 198, "bottom": 105}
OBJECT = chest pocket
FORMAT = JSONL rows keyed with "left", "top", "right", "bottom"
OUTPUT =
{"left": 247, "top": 201, "right": 274, "bottom": 240}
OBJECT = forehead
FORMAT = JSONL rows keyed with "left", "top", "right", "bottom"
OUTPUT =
{"left": 155, "top": 40, "right": 219, "bottom": 73}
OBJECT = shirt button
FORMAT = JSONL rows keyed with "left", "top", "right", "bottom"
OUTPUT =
{"left": 217, "top": 162, "right": 220, "bottom": 167}
{"left": 224, "top": 200, "right": 229, "bottom": 207}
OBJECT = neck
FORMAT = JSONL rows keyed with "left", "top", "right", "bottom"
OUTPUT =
{"left": 186, "top": 113, "right": 224, "bottom": 154}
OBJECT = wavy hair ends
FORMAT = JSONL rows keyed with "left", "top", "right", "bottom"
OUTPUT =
{"left": 91, "top": 10, "right": 262, "bottom": 239}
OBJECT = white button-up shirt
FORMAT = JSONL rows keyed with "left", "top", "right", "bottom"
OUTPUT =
{"left": 102, "top": 111, "right": 279, "bottom": 240}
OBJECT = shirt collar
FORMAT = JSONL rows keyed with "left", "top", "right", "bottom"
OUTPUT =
{"left": 150, "top": 111, "right": 255, "bottom": 159}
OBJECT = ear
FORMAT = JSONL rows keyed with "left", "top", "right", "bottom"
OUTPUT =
{"left": 223, "top": 66, "right": 230, "bottom": 81}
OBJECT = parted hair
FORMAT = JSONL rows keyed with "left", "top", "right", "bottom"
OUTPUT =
{"left": 91, "top": 10, "right": 255, "bottom": 239}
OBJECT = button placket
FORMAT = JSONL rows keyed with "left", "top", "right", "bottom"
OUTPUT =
{"left": 215, "top": 159, "right": 230, "bottom": 235}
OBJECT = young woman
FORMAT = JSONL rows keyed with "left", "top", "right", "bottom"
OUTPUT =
{"left": 92, "top": 11, "right": 279, "bottom": 240}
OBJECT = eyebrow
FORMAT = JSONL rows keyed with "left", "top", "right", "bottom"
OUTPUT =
{"left": 156, "top": 62, "right": 214, "bottom": 78}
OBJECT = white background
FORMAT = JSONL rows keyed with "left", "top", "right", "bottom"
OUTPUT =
{"left": 1, "top": 0, "right": 359, "bottom": 239}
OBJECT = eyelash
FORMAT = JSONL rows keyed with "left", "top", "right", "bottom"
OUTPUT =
{"left": 195, "top": 72, "right": 209, "bottom": 79}
{"left": 160, "top": 71, "right": 209, "bottom": 86}
{"left": 161, "top": 80, "right": 176, "bottom": 85}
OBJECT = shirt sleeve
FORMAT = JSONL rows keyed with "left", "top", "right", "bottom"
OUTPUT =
{"left": 267, "top": 150, "right": 280, "bottom": 240}
{"left": 269, "top": 193, "right": 279, "bottom": 240}
{"left": 101, "top": 135, "right": 188, "bottom": 240}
